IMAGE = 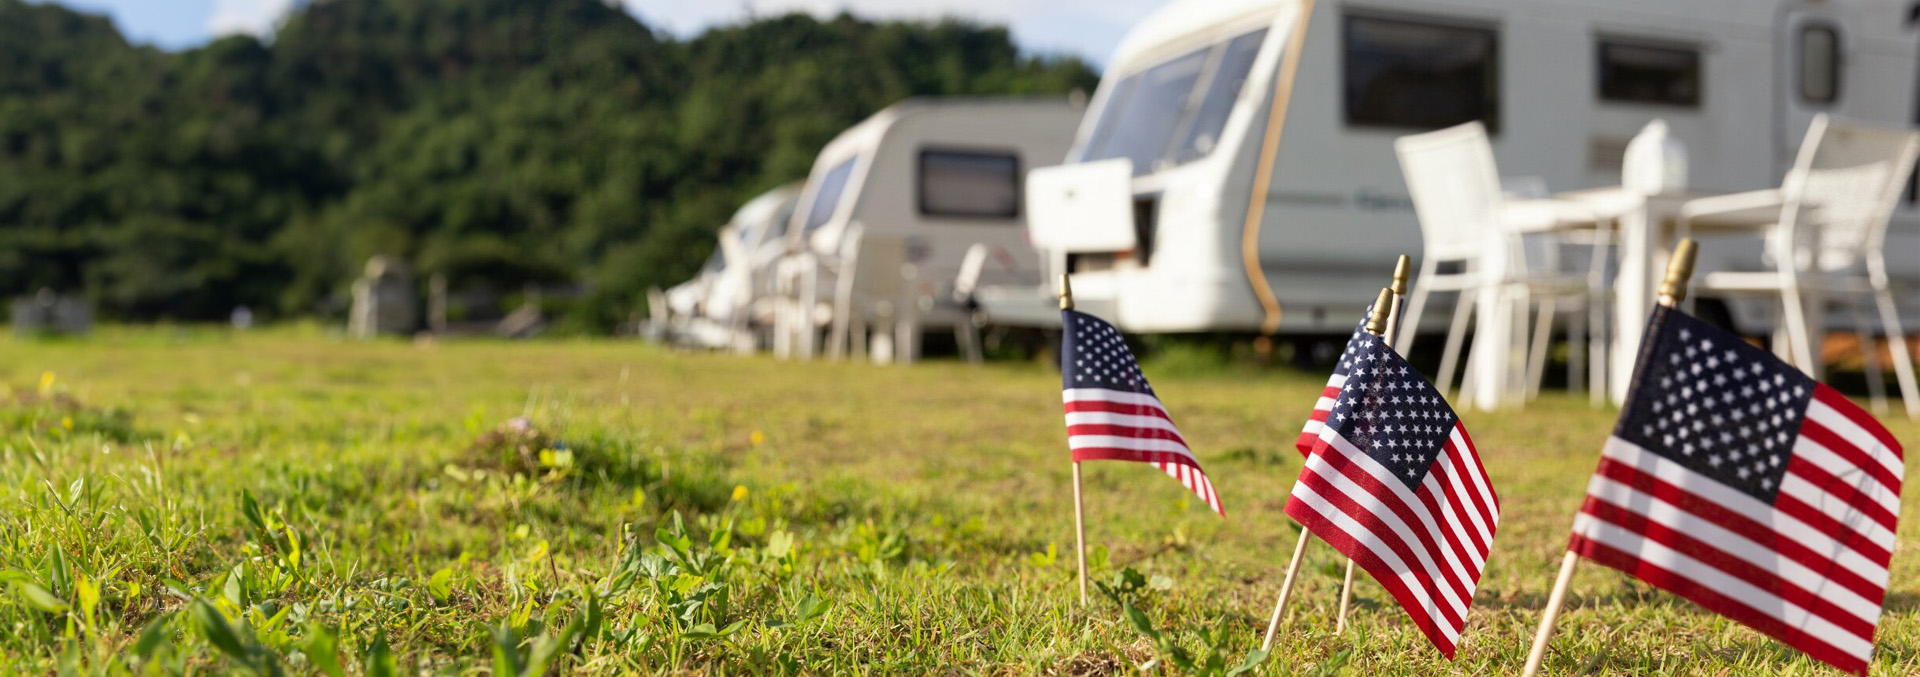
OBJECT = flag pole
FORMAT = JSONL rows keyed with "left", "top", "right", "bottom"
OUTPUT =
{"left": 1061, "top": 273, "right": 1089, "bottom": 607}
{"left": 1263, "top": 286, "right": 1396, "bottom": 650}
{"left": 1335, "top": 255, "right": 1412, "bottom": 634}
{"left": 1521, "top": 239, "right": 1696, "bottom": 677}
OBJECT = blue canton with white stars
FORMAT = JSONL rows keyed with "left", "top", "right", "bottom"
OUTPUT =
{"left": 1617, "top": 307, "right": 1812, "bottom": 503}
{"left": 1323, "top": 304, "right": 1373, "bottom": 384}
{"left": 1061, "top": 310, "right": 1153, "bottom": 395}
{"left": 1325, "top": 330, "right": 1460, "bottom": 491}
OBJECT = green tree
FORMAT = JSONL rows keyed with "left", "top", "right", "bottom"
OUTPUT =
{"left": 0, "top": 0, "right": 1099, "bottom": 330}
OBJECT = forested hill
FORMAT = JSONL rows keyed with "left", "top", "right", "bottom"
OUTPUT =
{"left": 0, "top": 0, "right": 1099, "bottom": 329}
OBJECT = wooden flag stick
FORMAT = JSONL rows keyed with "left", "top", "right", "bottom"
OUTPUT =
{"left": 1263, "top": 286, "right": 1397, "bottom": 650}
{"left": 1335, "top": 255, "right": 1412, "bottom": 634}
{"left": 1261, "top": 523, "right": 1315, "bottom": 651}
{"left": 1072, "top": 460, "right": 1088, "bottom": 606}
{"left": 1061, "top": 274, "right": 1089, "bottom": 607}
{"left": 1522, "top": 239, "right": 1697, "bottom": 677}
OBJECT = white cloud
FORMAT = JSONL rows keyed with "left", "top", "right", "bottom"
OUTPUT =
{"left": 207, "top": 0, "right": 293, "bottom": 39}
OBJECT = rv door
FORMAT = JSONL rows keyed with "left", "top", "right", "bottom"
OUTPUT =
{"left": 1777, "top": 3, "right": 1845, "bottom": 170}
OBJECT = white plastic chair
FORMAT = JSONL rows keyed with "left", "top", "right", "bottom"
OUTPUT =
{"left": 1686, "top": 114, "right": 1920, "bottom": 417}
{"left": 824, "top": 224, "right": 922, "bottom": 365}
{"left": 1393, "top": 122, "right": 1602, "bottom": 406}
{"left": 713, "top": 225, "right": 757, "bottom": 353}
{"left": 770, "top": 251, "right": 821, "bottom": 361}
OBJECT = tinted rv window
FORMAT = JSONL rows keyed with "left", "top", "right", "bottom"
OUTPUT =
{"left": 803, "top": 158, "right": 857, "bottom": 233}
{"left": 1597, "top": 40, "right": 1700, "bottom": 107}
{"left": 919, "top": 150, "right": 1021, "bottom": 219}
{"left": 1079, "top": 27, "right": 1270, "bottom": 175}
{"left": 1176, "top": 28, "right": 1269, "bottom": 164}
{"left": 1083, "top": 48, "right": 1210, "bottom": 174}
{"left": 1343, "top": 14, "right": 1499, "bottom": 131}
{"left": 1799, "top": 25, "right": 1840, "bottom": 104}
{"left": 764, "top": 199, "right": 795, "bottom": 243}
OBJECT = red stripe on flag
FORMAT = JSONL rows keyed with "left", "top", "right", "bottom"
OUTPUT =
{"left": 1291, "top": 466, "right": 1469, "bottom": 632}
{"left": 1570, "top": 534, "right": 1869, "bottom": 675}
{"left": 1451, "top": 425, "right": 1500, "bottom": 513}
{"left": 1441, "top": 434, "right": 1498, "bottom": 549}
{"left": 1285, "top": 497, "right": 1458, "bottom": 657}
{"left": 1814, "top": 385, "right": 1903, "bottom": 458}
{"left": 1070, "top": 448, "right": 1194, "bottom": 465}
{"left": 1063, "top": 399, "right": 1173, "bottom": 421}
{"left": 1310, "top": 446, "right": 1476, "bottom": 604}
{"left": 1294, "top": 432, "right": 1321, "bottom": 457}
{"left": 1796, "top": 417, "right": 1901, "bottom": 494}
{"left": 1577, "top": 498, "right": 1877, "bottom": 638}
{"left": 1768, "top": 491, "right": 1893, "bottom": 567}
{"left": 1412, "top": 460, "right": 1488, "bottom": 577}
{"left": 1590, "top": 458, "right": 1886, "bottom": 605}
{"left": 1784, "top": 458, "right": 1898, "bottom": 532}
{"left": 1066, "top": 423, "right": 1191, "bottom": 448}
{"left": 1420, "top": 453, "right": 1491, "bottom": 567}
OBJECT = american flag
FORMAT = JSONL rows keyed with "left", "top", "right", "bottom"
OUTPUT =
{"left": 1297, "top": 304, "right": 1378, "bottom": 455}
{"left": 1061, "top": 309, "right": 1224, "bottom": 516}
{"left": 1285, "top": 328, "right": 1498, "bottom": 657}
{"left": 1566, "top": 306, "right": 1904, "bottom": 675}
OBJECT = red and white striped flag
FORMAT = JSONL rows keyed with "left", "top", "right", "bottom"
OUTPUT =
{"left": 1062, "top": 308, "right": 1224, "bottom": 516}
{"left": 1566, "top": 305, "right": 1904, "bottom": 675}
{"left": 1286, "top": 329, "right": 1499, "bottom": 657}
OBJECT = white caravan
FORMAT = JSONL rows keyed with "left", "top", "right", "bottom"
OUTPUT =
{"left": 660, "top": 183, "right": 802, "bottom": 350}
{"left": 770, "top": 97, "right": 1082, "bottom": 362}
{"left": 982, "top": 0, "right": 1920, "bottom": 336}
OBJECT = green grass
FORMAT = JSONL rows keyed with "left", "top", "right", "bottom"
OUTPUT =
{"left": 1, "top": 326, "right": 1916, "bottom": 675}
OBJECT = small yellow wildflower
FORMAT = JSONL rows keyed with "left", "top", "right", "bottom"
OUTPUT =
{"left": 61, "top": 417, "right": 73, "bottom": 430}
{"left": 38, "top": 371, "right": 55, "bottom": 395}
{"left": 731, "top": 485, "right": 749, "bottom": 502}
{"left": 750, "top": 430, "right": 766, "bottom": 447}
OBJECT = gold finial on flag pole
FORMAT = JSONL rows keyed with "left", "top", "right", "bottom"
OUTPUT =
{"left": 1525, "top": 238, "right": 1700, "bottom": 677}
{"left": 1656, "top": 239, "right": 1698, "bottom": 308}
{"left": 1365, "top": 287, "right": 1394, "bottom": 337}
{"left": 1059, "top": 274, "right": 1075, "bottom": 311}
{"left": 1384, "top": 254, "right": 1411, "bottom": 346}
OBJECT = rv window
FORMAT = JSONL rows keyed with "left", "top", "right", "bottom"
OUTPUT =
{"left": 1083, "top": 47, "right": 1210, "bottom": 174}
{"left": 1080, "top": 27, "right": 1272, "bottom": 175}
{"left": 764, "top": 200, "right": 795, "bottom": 243}
{"left": 919, "top": 150, "right": 1021, "bottom": 219}
{"left": 1343, "top": 14, "right": 1499, "bottom": 131}
{"left": 1799, "top": 24, "right": 1840, "bottom": 104}
{"left": 1597, "top": 40, "right": 1700, "bottom": 107}
{"left": 803, "top": 158, "right": 857, "bottom": 233}
{"left": 1176, "top": 28, "right": 1270, "bottom": 164}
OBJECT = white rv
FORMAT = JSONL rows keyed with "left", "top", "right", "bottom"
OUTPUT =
{"left": 769, "top": 97, "right": 1082, "bottom": 361}
{"left": 983, "top": 0, "right": 1920, "bottom": 336}
{"left": 659, "top": 183, "right": 802, "bottom": 350}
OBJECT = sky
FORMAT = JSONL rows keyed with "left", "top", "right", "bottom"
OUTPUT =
{"left": 50, "top": 0, "right": 1167, "bottom": 65}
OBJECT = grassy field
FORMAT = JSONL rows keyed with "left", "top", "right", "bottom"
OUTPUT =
{"left": 1, "top": 327, "right": 1916, "bottom": 675}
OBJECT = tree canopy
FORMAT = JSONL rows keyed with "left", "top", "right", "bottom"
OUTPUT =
{"left": 0, "top": 0, "right": 1099, "bottom": 330}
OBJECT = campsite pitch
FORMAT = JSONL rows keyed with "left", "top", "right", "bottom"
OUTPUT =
{"left": 2, "top": 328, "right": 1916, "bottom": 675}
